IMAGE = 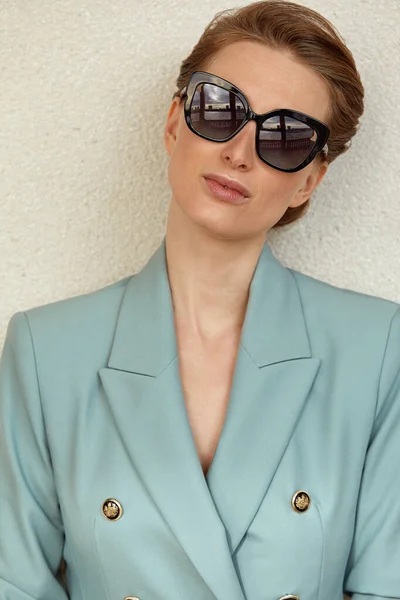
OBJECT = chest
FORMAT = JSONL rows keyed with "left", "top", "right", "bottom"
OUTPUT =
{"left": 175, "top": 330, "right": 241, "bottom": 477}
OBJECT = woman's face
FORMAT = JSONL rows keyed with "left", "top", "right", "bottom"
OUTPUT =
{"left": 164, "top": 41, "right": 331, "bottom": 240}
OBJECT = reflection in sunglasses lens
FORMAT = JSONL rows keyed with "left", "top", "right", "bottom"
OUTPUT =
{"left": 259, "top": 115, "right": 317, "bottom": 169}
{"left": 190, "top": 82, "right": 246, "bottom": 139}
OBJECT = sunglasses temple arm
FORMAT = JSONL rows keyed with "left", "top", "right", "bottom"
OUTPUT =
{"left": 173, "top": 86, "right": 188, "bottom": 101}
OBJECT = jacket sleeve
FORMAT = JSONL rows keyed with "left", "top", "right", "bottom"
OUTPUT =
{"left": 343, "top": 305, "right": 400, "bottom": 600}
{"left": 0, "top": 312, "right": 68, "bottom": 600}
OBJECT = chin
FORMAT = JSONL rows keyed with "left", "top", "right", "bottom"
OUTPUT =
{"left": 177, "top": 199, "right": 260, "bottom": 242}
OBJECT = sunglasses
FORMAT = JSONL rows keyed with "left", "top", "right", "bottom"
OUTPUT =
{"left": 179, "top": 71, "right": 330, "bottom": 174}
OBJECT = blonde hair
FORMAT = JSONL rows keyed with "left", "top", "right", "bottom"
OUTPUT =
{"left": 171, "top": 0, "right": 364, "bottom": 228}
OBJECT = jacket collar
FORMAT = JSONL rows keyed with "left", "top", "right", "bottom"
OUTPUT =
{"left": 107, "top": 235, "right": 313, "bottom": 373}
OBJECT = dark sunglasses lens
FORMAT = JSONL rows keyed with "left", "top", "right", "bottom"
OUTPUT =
{"left": 259, "top": 115, "right": 317, "bottom": 169}
{"left": 189, "top": 82, "right": 246, "bottom": 139}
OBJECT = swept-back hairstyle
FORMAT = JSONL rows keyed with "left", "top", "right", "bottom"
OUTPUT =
{"left": 171, "top": 0, "right": 364, "bottom": 228}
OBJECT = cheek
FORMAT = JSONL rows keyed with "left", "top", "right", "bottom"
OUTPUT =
{"left": 167, "top": 146, "right": 195, "bottom": 201}
{"left": 242, "top": 173, "right": 303, "bottom": 229}
{"left": 167, "top": 131, "right": 209, "bottom": 198}
{"left": 255, "top": 173, "right": 300, "bottom": 208}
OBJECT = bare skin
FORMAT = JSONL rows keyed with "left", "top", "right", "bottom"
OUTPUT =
{"left": 163, "top": 41, "right": 330, "bottom": 476}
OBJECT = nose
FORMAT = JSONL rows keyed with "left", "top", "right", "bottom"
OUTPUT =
{"left": 220, "top": 119, "right": 257, "bottom": 168}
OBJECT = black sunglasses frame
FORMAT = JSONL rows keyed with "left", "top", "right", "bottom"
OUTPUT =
{"left": 178, "top": 71, "right": 330, "bottom": 174}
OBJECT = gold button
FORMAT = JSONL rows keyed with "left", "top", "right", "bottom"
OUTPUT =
{"left": 291, "top": 490, "right": 311, "bottom": 513}
{"left": 279, "top": 596, "right": 300, "bottom": 600}
{"left": 102, "top": 498, "right": 123, "bottom": 521}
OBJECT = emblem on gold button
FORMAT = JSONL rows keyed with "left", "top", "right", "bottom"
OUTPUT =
{"left": 102, "top": 498, "right": 123, "bottom": 521}
{"left": 291, "top": 490, "right": 311, "bottom": 513}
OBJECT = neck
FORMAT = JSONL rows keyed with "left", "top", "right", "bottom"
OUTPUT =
{"left": 164, "top": 198, "right": 266, "bottom": 342}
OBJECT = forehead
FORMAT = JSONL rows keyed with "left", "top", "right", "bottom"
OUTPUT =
{"left": 204, "top": 40, "right": 330, "bottom": 124}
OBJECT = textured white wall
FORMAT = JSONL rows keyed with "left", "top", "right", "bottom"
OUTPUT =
{"left": 0, "top": 0, "right": 399, "bottom": 349}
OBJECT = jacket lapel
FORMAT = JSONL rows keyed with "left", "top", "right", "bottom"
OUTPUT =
{"left": 98, "top": 235, "right": 321, "bottom": 600}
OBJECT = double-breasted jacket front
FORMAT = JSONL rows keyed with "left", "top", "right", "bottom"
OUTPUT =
{"left": 0, "top": 236, "right": 399, "bottom": 600}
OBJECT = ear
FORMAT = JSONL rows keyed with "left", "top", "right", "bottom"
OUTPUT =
{"left": 289, "top": 159, "right": 329, "bottom": 208}
{"left": 164, "top": 97, "right": 182, "bottom": 157}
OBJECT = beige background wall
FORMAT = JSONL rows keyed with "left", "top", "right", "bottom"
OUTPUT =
{"left": 0, "top": 0, "right": 399, "bottom": 350}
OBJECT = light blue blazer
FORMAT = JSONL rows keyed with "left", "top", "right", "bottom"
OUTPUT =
{"left": 1, "top": 236, "right": 400, "bottom": 600}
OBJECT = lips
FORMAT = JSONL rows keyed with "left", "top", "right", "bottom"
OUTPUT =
{"left": 203, "top": 173, "right": 251, "bottom": 197}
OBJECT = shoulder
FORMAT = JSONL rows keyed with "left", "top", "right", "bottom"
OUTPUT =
{"left": 10, "top": 274, "right": 135, "bottom": 368}
{"left": 288, "top": 266, "right": 400, "bottom": 337}
{"left": 23, "top": 274, "right": 132, "bottom": 326}
{"left": 287, "top": 268, "right": 400, "bottom": 417}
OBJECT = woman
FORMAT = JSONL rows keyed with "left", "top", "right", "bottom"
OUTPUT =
{"left": 1, "top": 1, "right": 399, "bottom": 600}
